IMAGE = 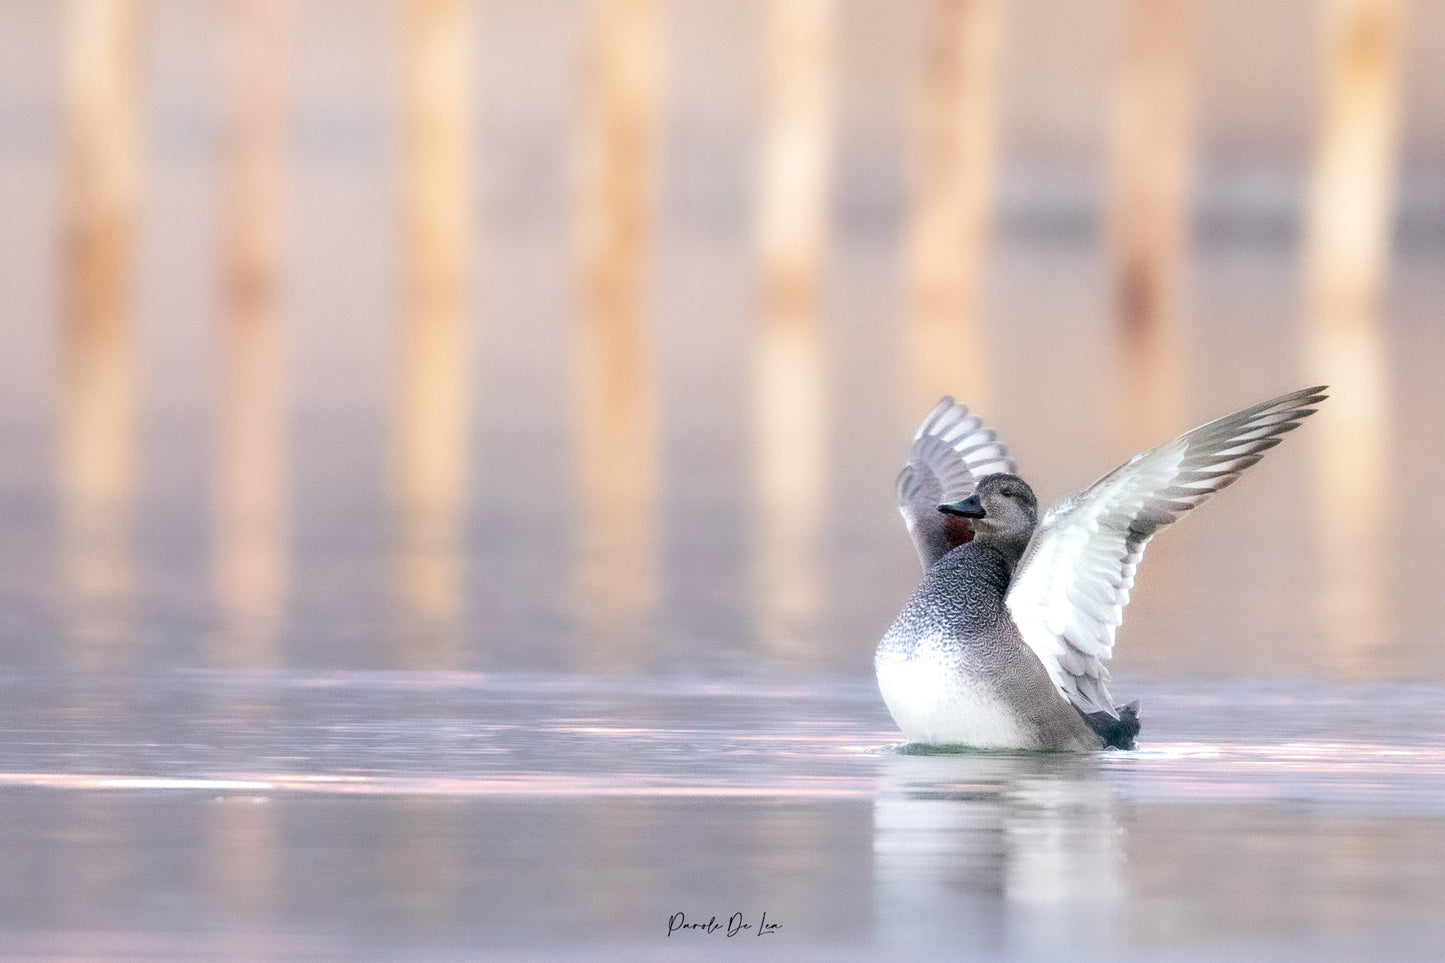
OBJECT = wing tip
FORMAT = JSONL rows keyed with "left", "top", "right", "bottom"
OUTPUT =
{"left": 914, "top": 395, "right": 962, "bottom": 440}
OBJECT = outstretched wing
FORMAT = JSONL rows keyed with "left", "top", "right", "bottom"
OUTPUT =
{"left": 1005, "top": 386, "right": 1328, "bottom": 716}
{"left": 896, "top": 396, "right": 1015, "bottom": 571}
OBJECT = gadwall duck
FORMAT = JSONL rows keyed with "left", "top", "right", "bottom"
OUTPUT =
{"left": 875, "top": 386, "right": 1327, "bottom": 750}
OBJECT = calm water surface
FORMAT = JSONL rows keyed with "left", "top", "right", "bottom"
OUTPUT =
{"left": 4, "top": 670, "right": 1445, "bottom": 960}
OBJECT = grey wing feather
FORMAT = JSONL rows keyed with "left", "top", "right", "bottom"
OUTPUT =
{"left": 1006, "top": 386, "right": 1328, "bottom": 716}
{"left": 896, "top": 397, "right": 1016, "bottom": 571}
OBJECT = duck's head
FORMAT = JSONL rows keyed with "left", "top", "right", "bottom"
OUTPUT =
{"left": 938, "top": 473, "right": 1038, "bottom": 545}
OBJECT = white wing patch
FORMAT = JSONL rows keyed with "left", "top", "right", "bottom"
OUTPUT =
{"left": 1005, "top": 386, "right": 1328, "bottom": 716}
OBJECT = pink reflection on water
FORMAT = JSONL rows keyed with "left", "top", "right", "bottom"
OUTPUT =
{"left": 0, "top": 771, "right": 873, "bottom": 799}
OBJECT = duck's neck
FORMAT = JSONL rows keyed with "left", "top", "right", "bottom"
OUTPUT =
{"left": 973, "top": 529, "right": 1030, "bottom": 573}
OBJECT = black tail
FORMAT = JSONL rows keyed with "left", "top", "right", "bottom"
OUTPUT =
{"left": 1081, "top": 700, "right": 1141, "bottom": 750}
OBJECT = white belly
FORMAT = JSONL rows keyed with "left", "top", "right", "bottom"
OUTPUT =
{"left": 875, "top": 647, "right": 1043, "bottom": 749}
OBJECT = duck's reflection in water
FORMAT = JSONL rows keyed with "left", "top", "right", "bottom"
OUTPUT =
{"left": 873, "top": 751, "right": 1124, "bottom": 955}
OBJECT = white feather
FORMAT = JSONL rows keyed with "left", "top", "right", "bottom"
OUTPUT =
{"left": 1005, "top": 387, "right": 1327, "bottom": 716}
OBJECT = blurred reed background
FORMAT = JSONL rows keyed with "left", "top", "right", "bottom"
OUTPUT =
{"left": 0, "top": 0, "right": 1442, "bottom": 680}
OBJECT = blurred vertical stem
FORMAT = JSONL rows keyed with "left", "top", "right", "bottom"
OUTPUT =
{"left": 1304, "top": 0, "right": 1405, "bottom": 315}
{"left": 1109, "top": 0, "right": 1194, "bottom": 452}
{"left": 1304, "top": 0, "right": 1406, "bottom": 669}
{"left": 904, "top": 0, "right": 998, "bottom": 414}
{"left": 215, "top": 0, "right": 290, "bottom": 668}
{"left": 398, "top": 0, "right": 472, "bottom": 533}
{"left": 396, "top": 0, "right": 474, "bottom": 668}
{"left": 61, "top": 0, "right": 140, "bottom": 660}
{"left": 754, "top": 0, "right": 833, "bottom": 656}
{"left": 575, "top": 0, "right": 663, "bottom": 662}
{"left": 759, "top": 0, "right": 832, "bottom": 320}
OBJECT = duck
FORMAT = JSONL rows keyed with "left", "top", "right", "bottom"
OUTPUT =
{"left": 875, "top": 386, "right": 1327, "bottom": 751}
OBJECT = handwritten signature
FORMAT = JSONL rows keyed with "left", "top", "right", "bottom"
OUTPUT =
{"left": 667, "top": 911, "right": 781, "bottom": 937}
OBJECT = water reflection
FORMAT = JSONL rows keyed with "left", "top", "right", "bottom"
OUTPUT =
{"left": 213, "top": 0, "right": 290, "bottom": 669}
{"left": 66, "top": 794, "right": 134, "bottom": 932}
{"left": 389, "top": 798, "right": 464, "bottom": 936}
{"left": 873, "top": 751, "right": 1124, "bottom": 953}
{"left": 753, "top": 0, "right": 833, "bottom": 658}
{"left": 392, "top": 0, "right": 474, "bottom": 670}
{"left": 209, "top": 795, "right": 276, "bottom": 937}
{"left": 903, "top": 0, "right": 997, "bottom": 414}
{"left": 60, "top": 0, "right": 140, "bottom": 666}
{"left": 573, "top": 0, "right": 663, "bottom": 664}
{"left": 1302, "top": 0, "right": 1404, "bottom": 672}
{"left": 6, "top": 674, "right": 1445, "bottom": 954}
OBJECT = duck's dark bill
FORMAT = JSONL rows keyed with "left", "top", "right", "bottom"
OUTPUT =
{"left": 938, "top": 495, "right": 985, "bottom": 518}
